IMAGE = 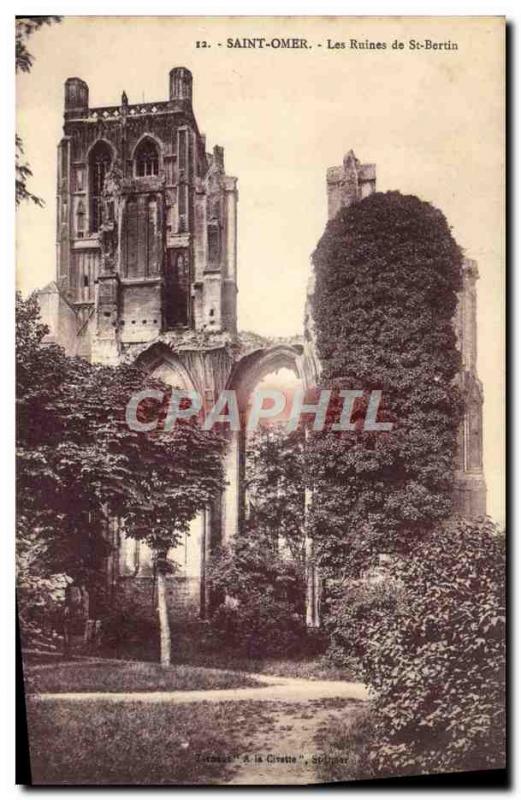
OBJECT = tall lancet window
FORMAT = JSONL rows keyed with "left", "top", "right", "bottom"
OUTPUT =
{"left": 76, "top": 199, "right": 86, "bottom": 238}
{"left": 135, "top": 138, "right": 159, "bottom": 177}
{"left": 89, "top": 141, "right": 112, "bottom": 233}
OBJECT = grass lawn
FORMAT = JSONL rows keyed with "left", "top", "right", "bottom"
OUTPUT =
{"left": 27, "top": 698, "right": 277, "bottom": 785}
{"left": 25, "top": 660, "right": 262, "bottom": 694}
{"left": 176, "top": 653, "right": 353, "bottom": 682}
{"left": 247, "top": 658, "right": 352, "bottom": 682}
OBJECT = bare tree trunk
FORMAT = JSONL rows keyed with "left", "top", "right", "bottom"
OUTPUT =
{"left": 156, "top": 569, "right": 171, "bottom": 666}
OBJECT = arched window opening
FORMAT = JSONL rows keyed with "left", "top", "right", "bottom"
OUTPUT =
{"left": 164, "top": 250, "right": 190, "bottom": 328}
{"left": 135, "top": 138, "right": 159, "bottom": 178}
{"left": 208, "top": 222, "right": 220, "bottom": 267}
{"left": 76, "top": 199, "right": 85, "bottom": 238}
{"left": 178, "top": 184, "right": 188, "bottom": 232}
{"left": 89, "top": 141, "right": 112, "bottom": 233}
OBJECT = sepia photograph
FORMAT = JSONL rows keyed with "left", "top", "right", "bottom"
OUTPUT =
{"left": 14, "top": 14, "right": 505, "bottom": 787}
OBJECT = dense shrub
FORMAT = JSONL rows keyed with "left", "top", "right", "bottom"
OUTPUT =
{"left": 17, "top": 513, "right": 72, "bottom": 648}
{"left": 100, "top": 603, "right": 159, "bottom": 661}
{"left": 202, "top": 426, "right": 312, "bottom": 659}
{"left": 326, "top": 517, "right": 505, "bottom": 776}
{"left": 206, "top": 535, "right": 309, "bottom": 658}
{"left": 324, "top": 575, "right": 398, "bottom": 677}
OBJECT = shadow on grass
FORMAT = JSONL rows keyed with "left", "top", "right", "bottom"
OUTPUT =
{"left": 27, "top": 698, "right": 278, "bottom": 785}
{"left": 173, "top": 651, "right": 355, "bottom": 682}
{"left": 25, "top": 661, "right": 261, "bottom": 694}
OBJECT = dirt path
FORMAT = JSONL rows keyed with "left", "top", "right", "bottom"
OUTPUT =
{"left": 222, "top": 699, "right": 362, "bottom": 785}
{"left": 29, "top": 673, "right": 369, "bottom": 706}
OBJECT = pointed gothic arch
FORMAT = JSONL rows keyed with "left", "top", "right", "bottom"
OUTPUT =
{"left": 133, "top": 342, "right": 197, "bottom": 390}
{"left": 226, "top": 344, "right": 306, "bottom": 412}
{"left": 133, "top": 136, "right": 160, "bottom": 178}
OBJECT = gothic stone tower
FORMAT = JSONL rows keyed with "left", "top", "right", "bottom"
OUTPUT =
{"left": 43, "top": 68, "right": 238, "bottom": 362}
{"left": 38, "top": 68, "right": 244, "bottom": 620}
{"left": 307, "top": 150, "right": 487, "bottom": 518}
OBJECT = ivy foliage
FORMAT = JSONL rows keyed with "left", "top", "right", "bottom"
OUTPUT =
{"left": 309, "top": 192, "right": 504, "bottom": 776}
{"left": 309, "top": 191, "right": 464, "bottom": 575}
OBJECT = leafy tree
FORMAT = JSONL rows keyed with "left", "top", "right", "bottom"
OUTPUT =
{"left": 17, "top": 293, "right": 83, "bottom": 584}
{"left": 16, "top": 293, "right": 226, "bottom": 664}
{"left": 16, "top": 135, "right": 44, "bottom": 208}
{"left": 123, "top": 410, "right": 226, "bottom": 665}
{"left": 16, "top": 16, "right": 61, "bottom": 73}
{"left": 16, "top": 17, "right": 61, "bottom": 206}
{"left": 17, "top": 292, "right": 126, "bottom": 589}
{"left": 309, "top": 191, "right": 464, "bottom": 579}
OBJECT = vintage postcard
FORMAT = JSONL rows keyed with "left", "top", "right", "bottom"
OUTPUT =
{"left": 16, "top": 15, "right": 505, "bottom": 786}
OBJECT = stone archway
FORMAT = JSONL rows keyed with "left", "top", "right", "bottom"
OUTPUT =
{"left": 226, "top": 343, "right": 306, "bottom": 411}
{"left": 221, "top": 344, "right": 306, "bottom": 541}
{"left": 222, "top": 343, "right": 320, "bottom": 626}
{"left": 128, "top": 336, "right": 320, "bottom": 624}
{"left": 134, "top": 342, "right": 199, "bottom": 392}
{"left": 128, "top": 342, "right": 216, "bottom": 619}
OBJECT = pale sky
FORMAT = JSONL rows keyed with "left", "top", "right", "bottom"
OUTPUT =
{"left": 16, "top": 16, "right": 505, "bottom": 524}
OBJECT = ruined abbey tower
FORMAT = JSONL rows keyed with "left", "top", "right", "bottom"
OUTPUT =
{"left": 38, "top": 68, "right": 309, "bottom": 620}
{"left": 39, "top": 68, "right": 238, "bottom": 363}
{"left": 37, "top": 72, "right": 485, "bottom": 624}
